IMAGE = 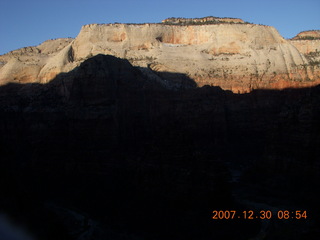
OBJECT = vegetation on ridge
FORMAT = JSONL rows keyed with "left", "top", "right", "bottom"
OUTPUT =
{"left": 161, "top": 16, "right": 252, "bottom": 25}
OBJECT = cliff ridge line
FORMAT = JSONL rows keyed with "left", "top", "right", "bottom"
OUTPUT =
{"left": 1, "top": 18, "right": 320, "bottom": 92}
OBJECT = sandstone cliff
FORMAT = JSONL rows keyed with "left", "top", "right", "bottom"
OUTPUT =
{"left": 1, "top": 20, "right": 319, "bottom": 92}
{"left": 0, "top": 38, "right": 73, "bottom": 84}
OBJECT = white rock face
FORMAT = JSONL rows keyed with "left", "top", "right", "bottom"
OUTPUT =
{"left": 0, "top": 38, "right": 73, "bottom": 84}
{"left": 1, "top": 23, "right": 319, "bottom": 92}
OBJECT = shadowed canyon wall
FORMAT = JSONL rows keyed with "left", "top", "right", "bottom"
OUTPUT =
{"left": 0, "top": 55, "right": 319, "bottom": 239}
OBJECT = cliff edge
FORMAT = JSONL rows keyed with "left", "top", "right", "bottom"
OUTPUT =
{"left": 1, "top": 19, "right": 319, "bottom": 92}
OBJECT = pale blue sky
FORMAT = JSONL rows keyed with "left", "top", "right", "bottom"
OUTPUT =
{"left": 1, "top": 0, "right": 319, "bottom": 55}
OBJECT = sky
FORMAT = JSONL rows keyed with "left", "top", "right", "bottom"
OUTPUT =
{"left": 0, "top": 0, "right": 319, "bottom": 55}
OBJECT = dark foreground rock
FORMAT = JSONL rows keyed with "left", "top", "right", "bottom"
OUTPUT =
{"left": 0, "top": 55, "right": 319, "bottom": 239}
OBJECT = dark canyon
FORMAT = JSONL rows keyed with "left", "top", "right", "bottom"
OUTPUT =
{"left": 0, "top": 55, "right": 319, "bottom": 239}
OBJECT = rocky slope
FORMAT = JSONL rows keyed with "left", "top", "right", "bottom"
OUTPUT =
{"left": 1, "top": 20, "right": 320, "bottom": 92}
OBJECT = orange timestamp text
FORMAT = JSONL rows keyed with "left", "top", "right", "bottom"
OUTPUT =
{"left": 212, "top": 210, "right": 307, "bottom": 220}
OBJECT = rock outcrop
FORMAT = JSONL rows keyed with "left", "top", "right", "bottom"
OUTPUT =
{"left": 0, "top": 20, "right": 320, "bottom": 93}
{"left": 0, "top": 38, "right": 74, "bottom": 84}
{"left": 292, "top": 30, "right": 320, "bottom": 40}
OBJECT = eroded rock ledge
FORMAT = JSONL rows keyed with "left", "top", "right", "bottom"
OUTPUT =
{"left": 292, "top": 30, "right": 320, "bottom": 40}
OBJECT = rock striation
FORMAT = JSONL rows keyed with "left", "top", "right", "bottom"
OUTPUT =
{"left": 0, "top": 19, "right": 320, "bottom": 92}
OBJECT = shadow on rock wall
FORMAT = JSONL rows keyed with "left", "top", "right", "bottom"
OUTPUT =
{"left": 0, "top": 54, "right": 320, "bottom": 239}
